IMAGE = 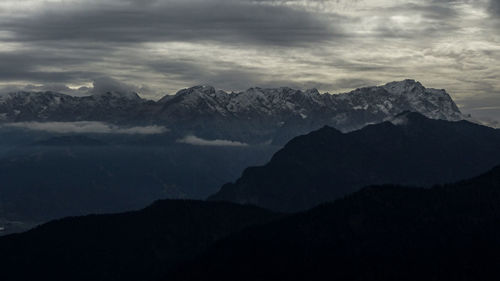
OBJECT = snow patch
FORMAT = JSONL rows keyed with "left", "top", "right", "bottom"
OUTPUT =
{"left": 391, "top": 115, "right": 409, "bottom": 126}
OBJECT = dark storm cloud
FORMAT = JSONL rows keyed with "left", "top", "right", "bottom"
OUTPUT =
{"left": 0, "top": 0, "right": 469, "bottom": 88}
{"left": 0, "top": 0, "right": 339, "bottom": 46}
{"left": 0, "top": 50, "right": 101, "bottom": 83}
{"left": 490, "top": 0, "right": 500, "bottom": 15}
{"left": 0, "top": 0, "right": 344, "bottom": 88}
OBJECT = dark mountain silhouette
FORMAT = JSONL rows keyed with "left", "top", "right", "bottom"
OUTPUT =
{"left": 2, "top": 165, "right": 500, "bottom": 281}
{"left": 172, "top": 165, "right": 500, "bottom": 281}
{"left": 0, "top": 200, "right": 278, "bottom": 281}
{"left": 210, "top": 112, "right": 500, "bottom": 212}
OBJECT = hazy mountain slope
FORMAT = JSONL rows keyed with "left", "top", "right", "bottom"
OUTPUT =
{"left": 172, "top": 165, "right": 500, "bottom": 281}
{"left": 0, "top": 200, "right": 279, "bottom": 281}
{"left": 0, "top": 136, "right": 278, "bottom": 229}
{"left": 210, "top": 112, "right": 500, "bottom": 212}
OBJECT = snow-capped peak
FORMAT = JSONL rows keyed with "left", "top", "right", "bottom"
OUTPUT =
{"left": 383, "top": 79, "right": 424, "bottom": 96}
{"left": 305, "top": 88, "right": 320, "bottom": 96}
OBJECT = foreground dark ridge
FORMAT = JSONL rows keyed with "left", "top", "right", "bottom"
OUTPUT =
{"left": 210, "top": 111, "right": 500, "bottom": 212}
{"left": 173, "top": 165, "right": 500, "bottom": 281}
{"left": 2, "top": 165, "right": 500, "bottom": 281}
{"left": 0, "top": 200, "right": 279, "bottom": 281}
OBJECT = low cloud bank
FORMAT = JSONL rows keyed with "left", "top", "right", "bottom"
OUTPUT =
{"left": 177, "top": 135, "right": 248, "bottom": 147}
{"left": 3, "top": 121, "right": 168, "bottom": 134}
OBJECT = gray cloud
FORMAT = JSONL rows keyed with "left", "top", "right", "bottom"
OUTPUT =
{"left": 359, "top": 1, "right": 462, "bottom": 39}
{"left": 91, "top": 77, "right": 137, "bottom": 95}
{"left": 0, "top": 0, "right": 341, "bottom": 92}
{"left": 2, "top": 121, "right": 169, "bottom": 134}
{"left": 474, "top": 117, "right": 500, "bottom": 128}
{"left": 330, "top": 78, "right": 379, "bottom": 91}
{"left": 89, "top": 76, "right": 166, "bottom": 97}
{"left": 177, "top": 135, "right": 249, "bottom": 147}
{"left": 457, "top": 91, "right": 500, "bottom": 125}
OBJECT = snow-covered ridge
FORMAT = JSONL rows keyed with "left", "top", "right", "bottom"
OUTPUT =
{"left": 160, "top": 79, "right": 462, "bottom": 121}
{"left": 0, "top": 80, "right": 463, "bottom": 140}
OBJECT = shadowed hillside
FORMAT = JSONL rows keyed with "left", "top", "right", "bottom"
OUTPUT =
{"left": 210, "top": 112, "right": 500, "bottom": 212}
{"left": 0, "top": 200, "right": 279, "bottom": 281}
{"left": 174, "top": 165, "right": 500, "bottom": 281}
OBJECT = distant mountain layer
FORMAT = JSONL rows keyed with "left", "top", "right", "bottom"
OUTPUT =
{"left": 209, "top": 112, "right": 500, "bottom": 212}
{"left": 0, "top": 80, "right": 463, "bottom": 144}
{"left": 2, "top": 165, "right": 500, "bottom": 281}
{"left": 0, "top": 138, "right": 277, "bottom": 224}
{"left": 173, "top": 165, "right": 500, "bottom": 281}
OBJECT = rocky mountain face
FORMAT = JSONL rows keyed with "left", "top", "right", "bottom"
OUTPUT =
{"left": 0, "top": 80, "right": 463, "bottom": 144}
{"left": 209, "top": 112, "right": 500, "bottom": 212}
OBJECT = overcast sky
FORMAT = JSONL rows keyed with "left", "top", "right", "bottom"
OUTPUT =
{"left": 0, "top": 0, "right": 499, "bottom": 123}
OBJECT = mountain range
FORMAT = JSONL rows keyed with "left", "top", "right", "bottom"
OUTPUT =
{"left": 0, "top": 79, "right": 463, "bottom": 144}
{"left": 210, "top": 112, "right": 500, "bottom": 212}
{"left": 1, "top": 78, "right": 499, "bottom": 280}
